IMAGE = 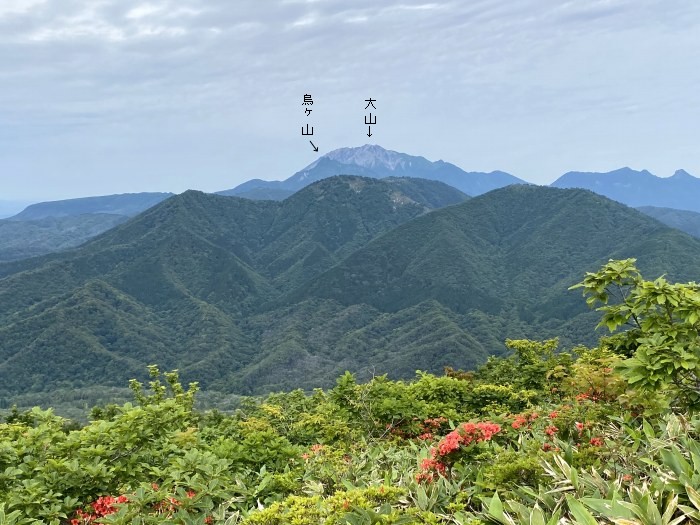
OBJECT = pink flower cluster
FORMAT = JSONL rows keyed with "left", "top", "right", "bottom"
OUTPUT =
{"left": 71, "top": 495, "right": 128, "bottom": 524}
{"left": 511, "top": 412, "right": 539, "bottom": 430}
{"left": 544, "top": 425, "right": 558, "bottom": 437}
{"left": 72, "top": 489, "right": 211, "bottom": 524}
{"left": 416, "top": 421, "right": 501, "bottom": 483}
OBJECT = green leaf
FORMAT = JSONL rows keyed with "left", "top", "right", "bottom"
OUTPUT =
{"left": 528, "top": 505, "right": 546, "bottom": 525}
{"left": 486, "top": 492, "right": 511, "bottom": 525}
{"left": 686, "top": 485, "right": 700, "bottom": 511}
{"left": 566, "top": 496, "right": 599, "bottom": 525}
{"left": 581, "top": 497, "right": 634, "bottom": 520}
{"left": 415, "top": 484, "right": 428, "bottom": 512}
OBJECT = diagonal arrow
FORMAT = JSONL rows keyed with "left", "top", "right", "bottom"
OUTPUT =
{"left": 309, "top": 141, "right": 319, "bottom": 152}
{"left": 367, "top": 126, "right": 372, "bottom": 137}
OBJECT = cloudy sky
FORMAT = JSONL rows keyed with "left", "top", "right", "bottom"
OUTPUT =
{"left": 1, "top": 0, "right": 699, "bottom": 202}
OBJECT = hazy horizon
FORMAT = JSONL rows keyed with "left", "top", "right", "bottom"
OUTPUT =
{"left": 2, "top": 0, "right": 699, "bottom": 201}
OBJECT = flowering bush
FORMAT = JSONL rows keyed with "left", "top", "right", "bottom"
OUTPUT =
{"left": 510, "top": 411, "right": 539, "bottom": 430}
{"left": 70, "top": 489, "right": 214, "bottom": 524}
{"left": 71, "top": 495, "right": 128, "bottom": 524}
{"left": 417, "top": 421, "right": 501, "bottom": 481}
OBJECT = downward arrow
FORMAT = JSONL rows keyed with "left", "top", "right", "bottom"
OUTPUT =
{"left": 367, "top": 126, "right": 372, "bottom": 137}
{"left": 309, "top": 141, "right": 319, "bottom": 152}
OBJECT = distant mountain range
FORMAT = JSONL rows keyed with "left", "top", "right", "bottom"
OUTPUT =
{"left": 3, "top": 146, "right": 700, "bottom": 264}
{"left": 552, "top": 168, "right": 700, "bottom": 213}
{"left": 220, "top": 144, "right": 527, "bottom": 199}
{"left": 0, "top": 193, "right": 174, "bottom": 262}
{"left": 9, "top": 192, "right": 173, "bottom": 220}
{"left": 2, "top": 176, "right": 699, "bottom": 407}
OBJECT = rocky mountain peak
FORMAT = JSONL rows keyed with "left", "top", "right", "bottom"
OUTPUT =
{"left": 322, "top": 144, "right": 412, "bottom": 171}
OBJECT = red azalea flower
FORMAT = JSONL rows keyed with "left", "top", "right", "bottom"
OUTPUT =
{"left": 589, "top": 437, "right": 604, "bottom": 447}
{"left": 511, "top": 415, "right": 528, "bottom": 430}
{"left": 545, "top": 425, "right": 558, "bottom": 437}
{"left": 437, "top": 431, "right": 462, "bottom": 455}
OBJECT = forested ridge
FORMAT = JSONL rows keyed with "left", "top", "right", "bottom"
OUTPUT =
{"left": 2, "top": 178, "right": 700, "bottom": 411}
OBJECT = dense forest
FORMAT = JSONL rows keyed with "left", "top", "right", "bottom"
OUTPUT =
{"left": 2, "top": 259, "right": 700, "bottom": 523}
{"left": 3, "top": 179, "right": 700, "bottom": 414}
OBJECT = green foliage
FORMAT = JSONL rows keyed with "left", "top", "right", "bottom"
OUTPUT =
{"left": 480, "top": 450, "right": 545, "bottom": 491}
{"left": 129, "top": 365, "right": 200, "bottom": 411}
{"left": 241, "top": 486, "right": 407, "bottom": 525}
{"left": 4, "top": 356, "right": 700, "bottom": 524}
{"left": 572, "top": 258, "right": 700, "bottom": 409}
{"left": 473, "top": 339, "right": 572, "bottom": 405}
{"left": 563, "top": 345, "right": 626, "bottom": 402}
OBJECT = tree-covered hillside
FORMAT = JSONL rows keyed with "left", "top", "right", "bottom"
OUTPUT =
{"left": 0, "top": 214, "right": 129, "bottom": 262}
{"left": 637, "top": 205, "right": 700, "bottom": 239}
{"left": 0, "top": 193, "right": 175, "bottom": 262}
{"left": 2, "top": 180, "right": 700, "bottom": 406}
{"left": 0, "top": 177, "right": 467, "bottom": 401}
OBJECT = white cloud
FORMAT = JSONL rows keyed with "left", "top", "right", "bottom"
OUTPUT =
{"left": 1, "top": 0, "right": 700, "bottom": 199}
{"left": 390, "top": 3, "right": 443, "bottom": 11}
{"left": 0, "top": 0, "right": 47, "bottom": 18}
{"left": 289, "top": 12, "right": 319, "bottom": 28}
{"left": 125, "top": 3, "right": 165, "bottom": 20}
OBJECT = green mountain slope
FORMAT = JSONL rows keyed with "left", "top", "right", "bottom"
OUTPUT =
{"left": 254, "top": 176, "right": 469, "bottom": 290}
{"left": 0, "top": 193, "right": 171, "bottom": 263}
{"left": 637, "top": 206, "right": 700, "bottom": 239}
{"left": 0, "top": 214, "right": 129, "bottom": 262}
{"left": 292, "top": 186, "right": 700, "bottom": 314}
{"left": 268, "top": 186, "right": 700, "bottom": 393}
{"left": 0, "top": 176, "right": 466, "bottom": 398}
{"left": 227, "top": 188, "right": 296, "bottom": 201}
{"left": 220, "top": 187, "right": 700, "bottom": 394}
{"left": 2, "top": 181, "right": 700, "bottom": 402}
{"left": 235, "top": 299, "right": 495, "bottom": 393}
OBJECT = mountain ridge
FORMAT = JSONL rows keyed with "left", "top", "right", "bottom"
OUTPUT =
{"left": 222, "top": 144, "right": 527, "bottom": 198}
{"left": 551, "top": 167, "right": 700, "bottom": 212}
{"left": 10, "top": 192, "right": 174, "bottom": 221}
{"left": 2, "top": 178, "right": 700, "bottom": 404}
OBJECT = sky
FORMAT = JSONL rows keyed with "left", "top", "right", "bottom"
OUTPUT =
{"left": 1, "top": 0, "right": 699, "bottom": 202}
